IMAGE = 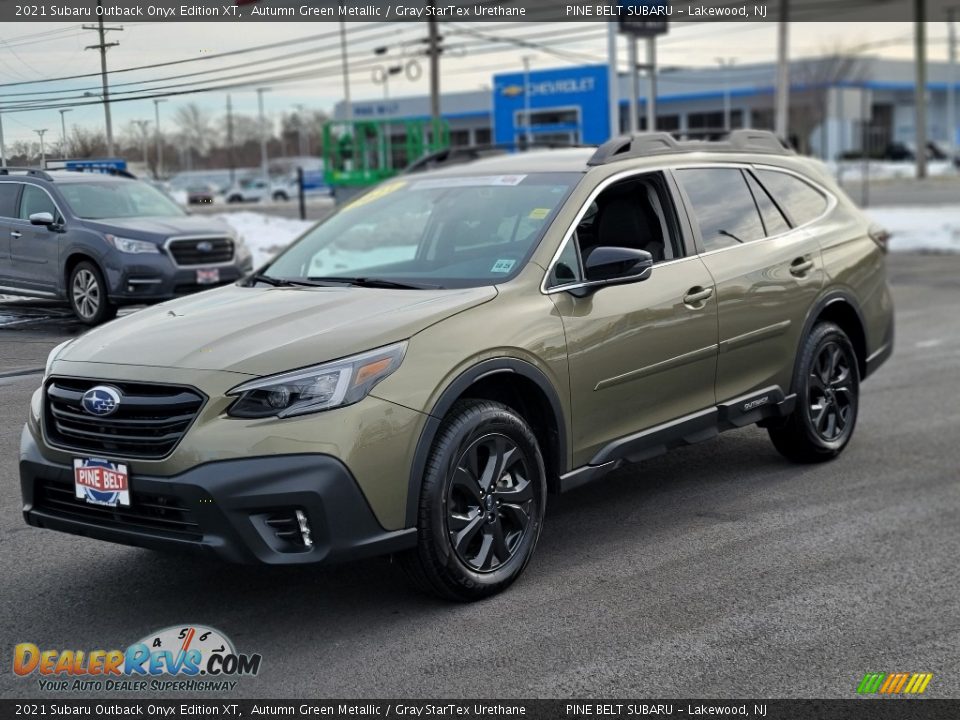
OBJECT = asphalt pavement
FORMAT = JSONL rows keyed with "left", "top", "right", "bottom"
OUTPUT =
{"left": 0, "top": 254, "right": 958, "bottom": 699}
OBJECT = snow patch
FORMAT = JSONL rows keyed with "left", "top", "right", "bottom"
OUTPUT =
{"left": 214, "top": 212, "right": 313, "bottom": 267}
{"left": 865, "top": 206, "right": 960, "bottom": 254}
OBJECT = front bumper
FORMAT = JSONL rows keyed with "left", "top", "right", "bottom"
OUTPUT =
{"left": 103, "top": 251, "right": 253, "bottom": 304}
{"left": 19, "top": 427, "right": 416, "bottom": 565}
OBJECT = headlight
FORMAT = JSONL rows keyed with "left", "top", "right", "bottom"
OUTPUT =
{"left": 107, "top": 235, "right": 160, "bottom": 254}
{"left": 226, "top": 342, "right": 407, "bottom": 419}
{"left": 44, "top": 339, "right": 74, "bottom": 378}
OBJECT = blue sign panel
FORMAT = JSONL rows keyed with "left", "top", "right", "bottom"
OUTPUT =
{"left": 493, "top": 64, "right": 610, "bottom": 148}
{"left": 64, "top": 158, "right": 128, "bottom": 173}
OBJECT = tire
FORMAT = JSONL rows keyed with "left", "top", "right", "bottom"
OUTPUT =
{"left": 769, "top": 322, "right": 859, "bottom": 463}
{"left": 401, "top": 399, "right": 547, "bottom": 601}
{"left": 272, "top": 192, "right": 288, "bottom": 202}
{"left": 227, "top": 195, "right": 243, "bottom": 204}
{"left": 68, "top": 261, "right": 117, "bottom": 326}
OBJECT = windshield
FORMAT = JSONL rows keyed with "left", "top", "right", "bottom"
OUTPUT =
{"left": 264, "top": 172, "right": 580, "bottom": 289}
{"left": 58, "top": 181, "right": 187, "bottom": 219}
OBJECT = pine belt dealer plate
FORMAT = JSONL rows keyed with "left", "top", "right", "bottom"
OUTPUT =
{"left": 73, "top": 458, "right": 130, "bottom": 507}
{"left": 196, "top": 268, "right": 220, "bottom": 284}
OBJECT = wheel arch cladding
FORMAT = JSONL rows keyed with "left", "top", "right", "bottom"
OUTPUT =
{"left": 405, "top": 358, "right": 567, "bottom": 528}
{"left": 803, "top": 292, "right": 868, "bottom": 382}
{"left": 64, "top": 253, "right": 100, "bottom": 293}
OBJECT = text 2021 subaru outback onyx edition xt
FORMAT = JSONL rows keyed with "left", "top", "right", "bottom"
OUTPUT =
{"left": 20, "top": 131, "right": 894, "bottom": 600}
{"left": 0, "top": 168, "right": 253, "bottom": 324}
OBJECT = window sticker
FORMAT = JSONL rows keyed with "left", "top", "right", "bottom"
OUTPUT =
{"left": 491, "top": 258, "right": 516, "bottom": 273}
{"left": 411, "top": 175, "right": 527, "bottom": 190}
{"left": 528, "top": 208, "right": 550, "bottom": 220}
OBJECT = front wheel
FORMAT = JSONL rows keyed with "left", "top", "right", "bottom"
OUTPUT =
{"left": 69, "top": 261, "right": 117, "bottom": 326}
{"left": 769, "top": 322, "right": 859, "bottom": 463}
{"left": 401, "top": 400, "right": 547, "bottom": 601}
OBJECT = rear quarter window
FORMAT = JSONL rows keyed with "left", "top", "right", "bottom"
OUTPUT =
{"left": 754, "top": 169, "right": 828, "bottom": 226}
{"left": 0, "top": 183, "right": 19, "bottom": 218}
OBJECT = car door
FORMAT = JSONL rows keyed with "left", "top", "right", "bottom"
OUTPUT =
{"left": 0, "top": 181, "right": 21, "bottom": 286}
{"left": 9, "top": 184, "right": 63, "bottom": 294}
{"left": 546, "top": 171, "right": 719, "bottom": 466}
{"left": 674, "top": 165, "right": 826, "bottom": 404}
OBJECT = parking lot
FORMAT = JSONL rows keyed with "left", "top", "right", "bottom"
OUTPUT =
{"left": 1, "top": 253, "right": 958, "bottom": 699}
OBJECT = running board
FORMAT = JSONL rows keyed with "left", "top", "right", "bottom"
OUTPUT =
{"left": 558, "top": 386, "right": 795, "bottom": 494}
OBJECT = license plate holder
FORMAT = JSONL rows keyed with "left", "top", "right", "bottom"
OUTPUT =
{"left": 196, "top": 267, "right": 220, "bottom": 285}
{"left": 74, "top": 458, "right": 130, "bottom": 507}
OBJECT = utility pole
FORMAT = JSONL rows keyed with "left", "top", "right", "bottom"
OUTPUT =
{"left": 775, "top": 0, "right": 790, "bottom": 140}
{"left": 427, "top": 10, "right": 441, "bottom": 145}
{"left": 295, "top": 104, "right": 308, "bottom": 156}
{"left": 916, "top": 0, "right": 928, "bottom": 179}
{"left": 628, "top": 38, "right": 639, "bottom": 132}
{"left": 257, "top": 87, "right": 270, "bottom": 179}
{"left": 607, "top": 22, "right": 619, "bottom": 139}
{"left": 646, "top": 37, "right": 657, "bottom": 131}
{"left": 0, "top": 112, "right": 6, "bottom": 168}
{"left": 59, "top": 109, "right": 72, "bottom": 159}
{"left": 83, "top": 0, "right": 122, "bottom": 157}
{"left": 522, "top": 56, "right": 534, "bottom": 147}
{"left": 717, "top": 58, "right": 737, "bottom": 133}
{"left": 153, "top": 98, "right": 165, "bottom": 179}
{"left": 947, "top": 6, "right": 957, "bottom": 171}
{"left": 339, "top": 21, "right": 352, "bottom": 122}
{"left": 133, "top": 120, "right": 150, "bottom": 167}
{"left": 35, "top": 129, "right": 48, "bottom": 168}
{"left": 226, "top": 95, "right": 235, "bottom": 184}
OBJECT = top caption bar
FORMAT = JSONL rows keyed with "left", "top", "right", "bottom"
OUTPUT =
{"left": 3, "top": 0, "right": 954, "bottom": 23}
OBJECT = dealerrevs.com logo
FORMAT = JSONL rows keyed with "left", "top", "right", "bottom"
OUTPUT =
{"left": 13, "top": 625, "right": 262, "bottom": 693}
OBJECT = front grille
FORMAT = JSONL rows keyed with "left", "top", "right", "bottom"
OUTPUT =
{"left": 34, "top": 477, "right": 201, "bottom": 540}
{"left": 45, "top": 378, "right": 205, "bottom": 460}
{"left": 168, "top": 237, "right": 234, "bottom": 266}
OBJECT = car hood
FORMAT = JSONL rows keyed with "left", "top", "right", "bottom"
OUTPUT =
{"left": 57, "top": 283, "right": 497, "bottom": 376}
{"left": 82, "top": 215, "right": 233, "bottom": 240}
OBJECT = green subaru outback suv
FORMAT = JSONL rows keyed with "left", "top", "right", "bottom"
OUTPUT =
{"left": 20, "top": 131, "right": 893, "bottom": 600}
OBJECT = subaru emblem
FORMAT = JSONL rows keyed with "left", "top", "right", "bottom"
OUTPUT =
{"left": 196, "top": 241, "right": 214, "bottom": 252}
{"left": 81, "top": 386, "right": 121, "bottom": 417}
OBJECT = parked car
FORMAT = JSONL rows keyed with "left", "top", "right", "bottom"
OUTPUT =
{"left": 225, "top": 175, "right": 332, "bottom": 203}
{"left": 185, "top": 184, "right": 217, "bottom": 205}
{"left": 21, "top": 131, "right": 894, "bottom": 600}
{"left": 0, "top": 168, "right": 253, "bottom": 324}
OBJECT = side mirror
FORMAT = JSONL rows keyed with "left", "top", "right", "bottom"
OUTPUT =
{"left": 29, "top": 212, "right": 56, "bottom": 227}
{"left": 583, "top": 246, "right": 654, "bottom": 285}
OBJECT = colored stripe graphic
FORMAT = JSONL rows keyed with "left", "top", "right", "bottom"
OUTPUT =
{"left": 858, "top": 672, "right": 933, "bottom": 694}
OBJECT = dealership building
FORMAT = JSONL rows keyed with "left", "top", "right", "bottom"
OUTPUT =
{"left": 333, "top": 56, "right": 960, "bottom": 159}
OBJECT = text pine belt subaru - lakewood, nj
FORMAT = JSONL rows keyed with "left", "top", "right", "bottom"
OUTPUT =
{"left": 19, "top": 131, "right": 893, "bottom": 601}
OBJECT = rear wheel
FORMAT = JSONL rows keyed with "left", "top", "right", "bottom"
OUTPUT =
{"left": 769, "top": 322, "right": 859, "bottom": 462}
{"left": 401, "top": 399, "right": 547, "bottom": 601}
{"left": 69, "top": 261, "right": 117, "bottom": 326}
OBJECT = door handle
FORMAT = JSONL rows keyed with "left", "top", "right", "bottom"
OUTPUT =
{"left": 10, "top": 231, "right": 21, "bottom": 239}
{"left": 683, "top": 286, "right": 714, "bottom": 306}
{"left": 789, "top": 257, "right": 814, "bottom": 276}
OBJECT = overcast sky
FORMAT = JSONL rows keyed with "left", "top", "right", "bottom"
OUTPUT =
{"left": 0, "top": 21, "right": 953, "bottom": 146}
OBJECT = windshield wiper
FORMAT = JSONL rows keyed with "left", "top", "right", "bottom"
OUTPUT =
{"left": 307, "top": 276, "right": 440, "bottom": 290}
{"left": 248, "top": 274, "right": 325, "bottom": 288}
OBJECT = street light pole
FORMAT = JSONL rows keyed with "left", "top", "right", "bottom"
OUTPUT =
{"left": 775, "top": 0, "right": 790, "bottom": 140}
{"left": 154, "top": 99, "right": 166, "bottom": 179}
{"left": 915, "top": 0, "right": 928, "bottom": 179}
{"left": 59, "top": 109, "right": 72, "bottom": 159}
{"left": 257, "top": 87, "right": 270, "bottom": 179}
{"left": 35, "top": 129, "right": 48, "bottom": 168}
{"left": 339, "top": 21, "right": 352, "bottom": 122}
{"left": 522, "top": 55, "right": 534, "bottom": 147}
{"left": 0, "top": 112, "right": 6, "bottom": 168}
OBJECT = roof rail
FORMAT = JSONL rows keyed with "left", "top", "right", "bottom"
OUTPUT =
{"left": 0, "top": 166, "right": 53, "bottom": 181}
{"left": 587, "top": 129, "right": 792, "bottom": 166}
{"left": 404, "top": 141, "right": 595, "bottom": 174}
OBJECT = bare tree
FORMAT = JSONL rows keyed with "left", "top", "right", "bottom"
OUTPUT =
{"left": 174, "top": 102, "right": 219, "bottom": 164}
{"left": 69, "top": 127, "right": 107, "bottom": 158}
{"left": 791, "top": 48, "right": 869, "bottom": 156}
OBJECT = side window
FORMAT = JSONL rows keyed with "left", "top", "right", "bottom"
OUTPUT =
{"left": 677, "top": 168, "right": 765, "bottom": 251}
{"left": 19, "top": 185, "right": 58, "bottom": 221}
{"left": 753, "top": 169, "right": 828, "bottom": 226}
{"left": 745, "top": 171, "right": 791, "bottom": 236}
{"left": 546, "top": 235, "right": 583, "bottom": 288}
{"left": 0, "top": 183, "right": 19, "bottom": 219}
